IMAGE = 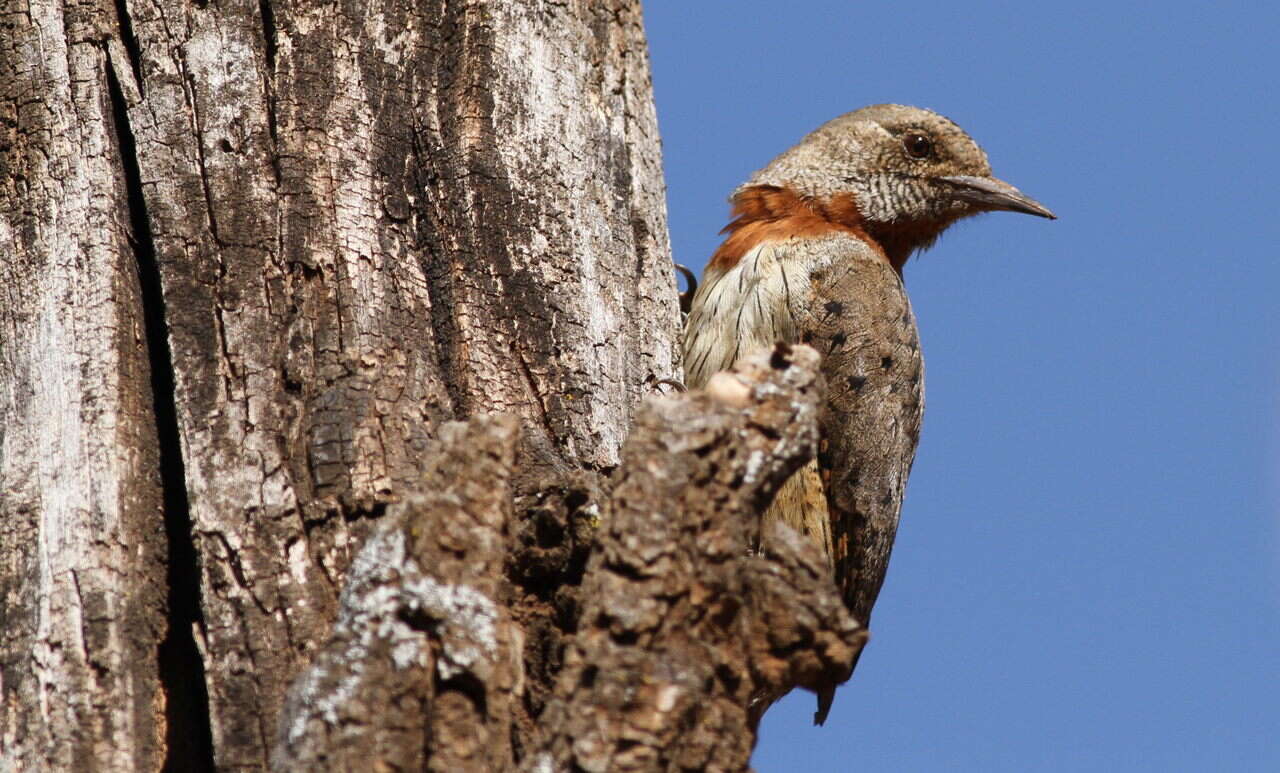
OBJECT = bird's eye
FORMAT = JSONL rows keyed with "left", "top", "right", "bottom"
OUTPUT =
{"left": 903, "top": 132, "right": 933, "bottom": 159}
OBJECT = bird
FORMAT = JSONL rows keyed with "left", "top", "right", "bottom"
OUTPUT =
{"left": 681, "top": 104, "right": 1054, "bottom": 726}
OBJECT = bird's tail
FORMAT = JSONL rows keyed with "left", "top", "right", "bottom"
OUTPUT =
{"left": 813, "top": 686, "right": 836, "bottom": 726}
{"left": 813, "top": 641, "right": 866, "bottom": 725}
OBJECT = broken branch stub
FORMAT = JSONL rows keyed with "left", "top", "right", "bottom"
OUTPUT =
{"left": 274, "top": 345, "right": 862, "bottom": 772}
{"left": 535, "top": 344, "right": 864, "bottom": 772}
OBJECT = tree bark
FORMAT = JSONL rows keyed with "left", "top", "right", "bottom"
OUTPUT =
{"left": 0, "top": 1, "right": 861, "bottom": 770}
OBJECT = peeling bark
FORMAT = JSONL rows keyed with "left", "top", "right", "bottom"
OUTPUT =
{"left": 1, "top": 1, "right": 861, "bottom": 770}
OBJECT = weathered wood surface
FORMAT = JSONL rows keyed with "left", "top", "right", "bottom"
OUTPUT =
{"left": 0, "top": 2, "right": 172, "bottom": 768}
{"left": 3, "top": 0, "right": 675, "bottom": 768}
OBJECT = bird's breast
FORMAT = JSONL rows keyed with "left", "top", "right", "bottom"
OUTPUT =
{"left": 682, "top": 230, "right": 892, "bottom": 391}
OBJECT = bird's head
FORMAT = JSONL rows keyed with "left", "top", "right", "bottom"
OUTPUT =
{"left": 744, "top": 104, "right": 1055, "bottom": 266}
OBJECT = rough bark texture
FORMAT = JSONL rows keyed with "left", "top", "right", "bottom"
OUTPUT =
{"left": 0, "top": 1, "right": 862, "bottom": 770}
{"left": 275, "top": 414, "right": 527, "bottom": 771}
{"left": 0, "top": 3, "right": 171, "bottom": 769}
{"left": 275, "top": 348, "right": 864, "bottom": 772}
{"left": 533, "top": 347, "right": 863, "bottom": 772}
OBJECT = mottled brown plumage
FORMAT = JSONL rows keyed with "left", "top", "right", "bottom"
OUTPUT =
{"left": 682, "top": 104, "right": 1054, "bottom": 725}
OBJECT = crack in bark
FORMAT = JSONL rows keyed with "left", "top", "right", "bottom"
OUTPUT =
{"left": 172, "top": 48, "right": 224, "bottom": 247}
{"left": 259, "top": 0, "right": 277, "bottom": 74}
{"left": 104, "top": 55, "right": 216, "bottom": 773}
{"left": 258, "top": 0, "right": 283, "bottom": 191}
{"left": 112, "top": 0, "right": 145, "bottom": 97}
{"left": 514, "top": 341, "right": 558, "bottom": 453}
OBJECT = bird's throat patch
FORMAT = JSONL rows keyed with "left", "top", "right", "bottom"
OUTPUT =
{"left": 708, "top": 185, "right": 889, "bottom": 272}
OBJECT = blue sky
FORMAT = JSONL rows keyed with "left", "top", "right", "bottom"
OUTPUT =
{"left": 645, "top": 2, "right": 1279, "bottom": 770}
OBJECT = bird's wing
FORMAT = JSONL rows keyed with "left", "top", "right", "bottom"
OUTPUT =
{"left": 786, "top": 236, "right": 925, "bottom": 627}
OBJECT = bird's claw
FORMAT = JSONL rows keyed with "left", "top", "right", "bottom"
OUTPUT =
{"left": 653, "top": 377, "right": 687, "bottom": 394}
{"left": 675, "top": 264, "right": 697, "bottom": 314}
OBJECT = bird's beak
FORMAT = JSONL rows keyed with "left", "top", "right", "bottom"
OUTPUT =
{"left": 938, "top": 175, "right": 1056, "bottom": 219}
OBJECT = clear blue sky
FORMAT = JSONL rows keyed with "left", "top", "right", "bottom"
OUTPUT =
{"left": 645, "top": 3, "right": 1279, "bottom": 770}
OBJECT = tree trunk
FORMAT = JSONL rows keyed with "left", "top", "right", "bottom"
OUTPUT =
{"left": 0, "top": 1, "right": 862, "bottom": 770}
